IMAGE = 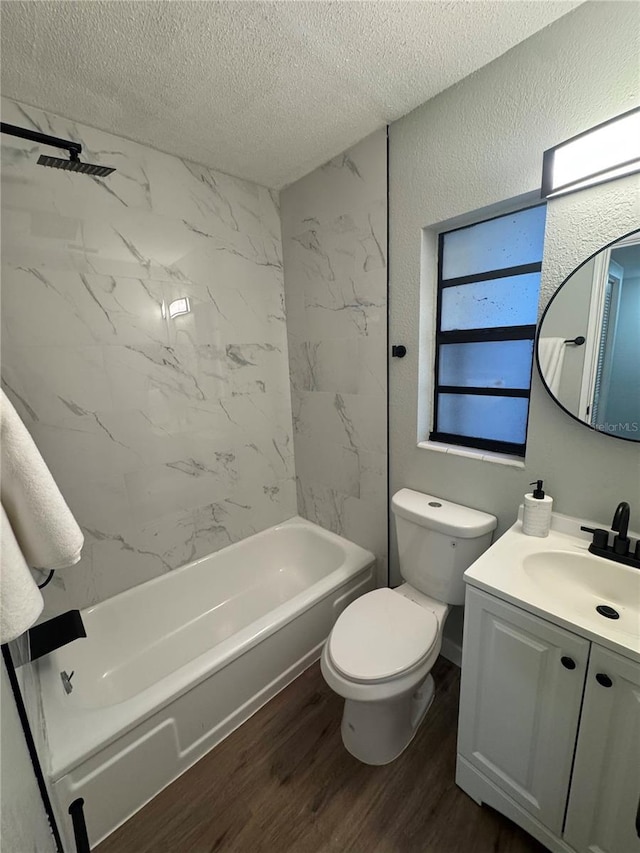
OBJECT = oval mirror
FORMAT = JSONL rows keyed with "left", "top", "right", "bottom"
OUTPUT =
{"left": 537, "top": 229, "right": 640, "bottom": 442}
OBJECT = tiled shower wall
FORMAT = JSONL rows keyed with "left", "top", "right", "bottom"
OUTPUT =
{"left": 0, "top": 98, "right": 296, "bottom": 615}
{"left": 281, "top": 130, "right": 388, "bottom": 581}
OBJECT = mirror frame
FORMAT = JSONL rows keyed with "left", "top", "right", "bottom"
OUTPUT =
{"left": 536, "top": 226, "right": 640, "bottom": 443}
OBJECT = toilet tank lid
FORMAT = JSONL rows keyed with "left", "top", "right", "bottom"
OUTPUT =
{"left": 391, "top": 489, "right": 497, "bottom": 537}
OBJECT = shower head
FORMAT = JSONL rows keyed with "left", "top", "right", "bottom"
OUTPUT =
{"left": 1, "top": 122, "right": 116, "bottom": 178}
{"left": 37, "top": 152, "right": 116, "bottom": 178}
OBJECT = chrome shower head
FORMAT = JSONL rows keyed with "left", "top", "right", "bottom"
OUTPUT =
{"left": 37, "top": 152, "right": 116, "bottom": 178}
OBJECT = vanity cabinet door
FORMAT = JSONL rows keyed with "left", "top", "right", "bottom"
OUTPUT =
{"left": 564, "top": 645, "right": 640, "bottom": 853}
{"left": 458, "top": 587, "right": 589, "bottom": 835}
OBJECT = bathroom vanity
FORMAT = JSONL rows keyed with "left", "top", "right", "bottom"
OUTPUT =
{"left": 457, "top": 511, "right": 640, "bottom": 853}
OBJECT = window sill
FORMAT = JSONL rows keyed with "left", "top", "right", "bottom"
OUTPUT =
{"left": 417, "top": 440, "right": 525, "bottom": 469}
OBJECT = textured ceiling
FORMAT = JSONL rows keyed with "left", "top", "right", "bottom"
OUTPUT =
{"left": 1, "top": 1, "right": 581, "bottom": 188}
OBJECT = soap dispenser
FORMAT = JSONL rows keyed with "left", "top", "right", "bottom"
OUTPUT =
{"left": 522, "top": 480, "right": 553, "bottom": 537}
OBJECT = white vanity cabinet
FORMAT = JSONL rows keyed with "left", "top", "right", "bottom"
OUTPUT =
{"left": 457, "top": 586, "right": 640, "bottom": 853}
{"left": 458, "top": 587, "right": 590, "bottom": 835}
{"left": 564, "top": 645, "right": 640, "bottom": 853}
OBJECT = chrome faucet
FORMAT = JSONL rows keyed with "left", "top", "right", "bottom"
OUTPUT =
{"left": 581, "top": 501, "right": 640, "bottom": 568}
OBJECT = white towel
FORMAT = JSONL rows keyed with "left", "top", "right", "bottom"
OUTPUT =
{"left": 1, "top": 390, "right": 83, "bottom": 569}
{"left": 538, "top": 337, "right": 566, "bottom": 396}
{"left": 1, "top": 506, "right": 43, "bottom": 643}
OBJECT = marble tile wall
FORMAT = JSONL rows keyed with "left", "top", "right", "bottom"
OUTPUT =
{"left": 0, "top": 98, "right": 296, "bottom": 615}
{"left": 280, "top": 130, "right": 388, "bottom": 581}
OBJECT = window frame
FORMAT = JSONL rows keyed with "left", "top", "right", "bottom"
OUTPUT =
{"left": 429, "top": 203, "right": 546, "bottom": 457}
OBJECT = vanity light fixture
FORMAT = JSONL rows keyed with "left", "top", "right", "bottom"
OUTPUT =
{"left": 163, "top": 297, "right": 191, "bottom": 319}
{"left": 541, "top": 106, "right": 640, "bottom": 199}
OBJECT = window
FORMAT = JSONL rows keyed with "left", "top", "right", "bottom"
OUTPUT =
{"left": 430, "top": 204, "right": 547, "bottom": 457}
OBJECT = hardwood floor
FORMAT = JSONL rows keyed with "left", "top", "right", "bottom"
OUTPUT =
{"left": 96, "top": 658, "right": 548, "bottom": 853}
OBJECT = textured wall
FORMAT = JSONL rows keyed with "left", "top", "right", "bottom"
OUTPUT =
{"left": 1, "top": 98, "right": 296, "bottom": 615}
{"left": 281, "top": 130, "right": 388, "bottom": 582}
{"left": 389, "top": 0, "right": 640, "bottom": 596}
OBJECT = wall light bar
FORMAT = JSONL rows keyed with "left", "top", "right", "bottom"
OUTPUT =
{"left": 541, "top": 106, "right": 640, "bottom": 199}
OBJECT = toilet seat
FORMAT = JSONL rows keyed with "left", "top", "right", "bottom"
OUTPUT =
{"left": 328, "top": 588, "right": 439, "bottom": 684}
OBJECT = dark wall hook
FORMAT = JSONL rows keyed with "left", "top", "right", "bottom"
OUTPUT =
{"left": 392, "top": 345, "right": 407, "bottom": 358}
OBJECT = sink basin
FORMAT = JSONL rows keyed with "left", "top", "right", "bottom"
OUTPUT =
{"left": 522, "top": 550, "right": 640, "bottom": 636}
{"left": 464, "top": 514, "right": 640, "bottom": 658}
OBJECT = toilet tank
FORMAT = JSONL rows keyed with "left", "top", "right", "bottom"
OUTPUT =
{"left": 391, "top": 489, "right": 497, "bottom": 606}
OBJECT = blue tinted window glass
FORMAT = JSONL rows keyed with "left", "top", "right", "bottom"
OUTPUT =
{"left": 442, "top": 205, "right": 546, "bottom": 280}
{"left": 440, "top": 273, "right": 540, "bottom": 330}
{"left": 437, "top": 394, "right": 529, "bottom": 444}
{"left": 439, "top": 340, "right": 534, "bottom": 389}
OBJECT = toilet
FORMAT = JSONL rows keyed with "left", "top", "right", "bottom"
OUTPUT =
{"left": 321, "top": 488, "right": 497, "bottom": 765}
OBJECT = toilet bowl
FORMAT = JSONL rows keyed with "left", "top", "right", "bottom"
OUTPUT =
{"left": 321, "top": 489, "right": 497, "bottom": 765}
{"left": 321, "top": 585, "right": 448, "bottom": 764}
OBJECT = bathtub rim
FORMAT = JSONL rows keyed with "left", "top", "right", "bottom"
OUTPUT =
{"left": 36, "top": 516, "right": 375, "bottom": 779}
{"left": 81, "top": 513, "right": 353, "bottom": 625}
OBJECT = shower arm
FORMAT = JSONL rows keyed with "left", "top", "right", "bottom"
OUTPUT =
{"left": 1, "top": 122, "right": 83, "bottom": 158}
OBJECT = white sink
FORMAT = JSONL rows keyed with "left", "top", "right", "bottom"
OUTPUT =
{"left": 522, "top": 550, "right": 640, "bottom": 638}
{"left": 463, "top": 512, "right": 640, "bottom": 660}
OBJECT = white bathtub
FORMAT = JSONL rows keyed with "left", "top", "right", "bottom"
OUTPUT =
{"left": 34, "top": 517, "right": 375, "bottom": 849}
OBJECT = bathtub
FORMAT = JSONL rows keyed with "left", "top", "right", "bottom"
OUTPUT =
{"left": 34, "top": 517, "right": 375, "bottom": 849}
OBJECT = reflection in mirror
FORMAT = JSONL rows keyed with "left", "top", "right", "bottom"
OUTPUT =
{"left": 537, "top": 230, "right": 640, "bottom": 441}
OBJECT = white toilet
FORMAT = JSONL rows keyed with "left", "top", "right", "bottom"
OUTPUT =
{"left": 321, "top": 488, "right": 497, "bottom": 765}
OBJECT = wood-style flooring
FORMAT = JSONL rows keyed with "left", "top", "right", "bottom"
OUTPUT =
{"left": 96, "top": 658, "right": 548, "bottom": 853}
